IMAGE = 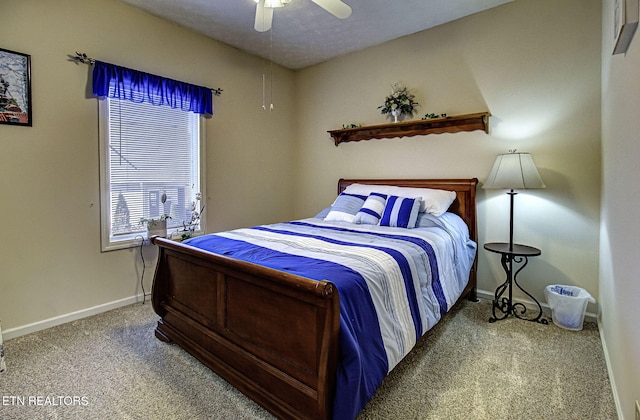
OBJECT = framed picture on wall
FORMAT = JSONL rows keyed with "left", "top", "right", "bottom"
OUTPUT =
{"left": 0, "top": 47, "right": 32, "bottom": 126}
{"left": 613, "top": 0, "right": 639, "bottom": 55}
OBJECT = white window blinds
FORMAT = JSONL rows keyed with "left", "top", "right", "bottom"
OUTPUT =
{"left": 100, "top": 97, "right": 202, "bottom": 251}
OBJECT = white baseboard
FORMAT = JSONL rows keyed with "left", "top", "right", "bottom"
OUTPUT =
{"left": 597, "top": 317, "right": 624, "bottom": 420}
{"left": 2, "top": 294, "right": 146, "bottom": 341}
{"left": 476, "top": 288, "right": 597, "bottom": 324}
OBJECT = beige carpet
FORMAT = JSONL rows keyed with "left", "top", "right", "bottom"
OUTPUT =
{"left": 0, "top": 299, "right": 616, "bottom": 419}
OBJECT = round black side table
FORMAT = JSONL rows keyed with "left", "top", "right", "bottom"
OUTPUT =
{"left": 484, "top": 242, "right": 548, "bottom": 324}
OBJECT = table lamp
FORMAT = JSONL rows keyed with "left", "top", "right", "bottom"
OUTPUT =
{"left": 483, "top": 150, "right": 545, "bottom": 251}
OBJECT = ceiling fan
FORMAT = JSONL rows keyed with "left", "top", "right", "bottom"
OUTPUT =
{"left": 254, "top": 0, "right": 352, "bottom": 32}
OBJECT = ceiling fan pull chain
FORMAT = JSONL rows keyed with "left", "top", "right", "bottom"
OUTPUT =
{"left": 269, "top": 59, "right": 274, "bottom": 111}
{"left": 269, "top": 27, "right": 274, "bottom": 111}
{"left": 262, "top": 72, "right": 267, "bottom": 110}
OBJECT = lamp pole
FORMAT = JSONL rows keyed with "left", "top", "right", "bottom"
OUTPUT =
{"left": 508, "top": 189, "right": 517, "bottom": 251}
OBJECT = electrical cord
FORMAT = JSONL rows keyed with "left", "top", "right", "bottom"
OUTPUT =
{"left": 135, "top": 235, "right": 148, "bottom": 304}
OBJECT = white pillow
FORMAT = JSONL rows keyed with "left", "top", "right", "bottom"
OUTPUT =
{"left": 342, "top": 183, "right": 456, "bottom": 216}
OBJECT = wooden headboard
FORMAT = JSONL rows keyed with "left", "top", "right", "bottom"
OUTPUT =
{"left": 337, "top": 178, "right": 479, "bottom": 243}
{"left": 338, "top": 178, "right": 479, "bottom": 303}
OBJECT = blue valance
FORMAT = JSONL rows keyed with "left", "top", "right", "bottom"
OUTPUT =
{"left": 92, "top": 60, "right": 214, "bottom": 115}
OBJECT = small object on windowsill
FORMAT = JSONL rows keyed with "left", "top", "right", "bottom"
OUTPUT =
{"left": 140, "top": 215, "right": 171, "bottom": 239}
{"left": 170, "top": 231, "right": 189, "bottom": 242}
{"left": 140, "top": 193, "right": 171, "bottom": 239}
{"left": 170, "top": 230, "right": 205, "bottom": 242}
{"left": 171, "top": 192, "right": 205, "bottom": 241}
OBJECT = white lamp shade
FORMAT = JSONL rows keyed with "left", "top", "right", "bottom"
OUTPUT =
{"left": 483, "top": 152, "right": 545, "bottom": 190}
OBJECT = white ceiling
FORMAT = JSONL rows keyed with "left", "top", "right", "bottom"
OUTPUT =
{"left": 119, "top": 0, "right": 513, "bottom": 70}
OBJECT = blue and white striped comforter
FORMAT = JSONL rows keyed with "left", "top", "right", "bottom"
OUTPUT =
{"left": 185, "top": 215, "right": 476, "bottom": 420}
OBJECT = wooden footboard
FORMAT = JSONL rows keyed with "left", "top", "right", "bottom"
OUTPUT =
{"left": 151, "top": 237, "right": 340, "bottom": 419}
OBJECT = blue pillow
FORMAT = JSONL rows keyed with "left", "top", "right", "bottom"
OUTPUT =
{"left": 324, "top": 193, "right": 366, "bottom": 223}
{"left": 354, "top": 193, "right": 387, "bottom": 225}
{"left": 314, "top": 207, "right": 331, "bottom": 219}
{"left": 380, "top": 195, "right": 422, "bottom": 228}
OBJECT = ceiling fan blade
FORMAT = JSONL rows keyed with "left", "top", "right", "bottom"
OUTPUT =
{"left": 311, "top": 0, "right": 352, "bottom": 19}
{"left": 254, "top": 0, "right": 273, "bottom": 32}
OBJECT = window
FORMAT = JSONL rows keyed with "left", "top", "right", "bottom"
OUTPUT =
{"left": 99, "top": 97, "right": 205, "bottom": 251}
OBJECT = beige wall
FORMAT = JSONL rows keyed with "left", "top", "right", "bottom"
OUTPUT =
{"left": 294, "top": 0, "right": 602, "bottom": 313}
{"left": 0, "top": 0, "right": 295, "bottom": 332}
{"left": 601, "top": 0, "right": 640, "bottom": 418}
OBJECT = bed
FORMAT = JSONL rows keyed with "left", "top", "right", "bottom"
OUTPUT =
{"left": 151, "top": 178, "right": 478, "bottom": 419}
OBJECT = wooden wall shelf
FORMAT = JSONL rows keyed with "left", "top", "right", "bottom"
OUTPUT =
{"left": 328, "top": 112, "right": 490, "bottom": 146}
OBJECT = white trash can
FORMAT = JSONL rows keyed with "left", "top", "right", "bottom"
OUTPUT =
{"left": 544, "top": 285, "right": 595, "bottom": 331}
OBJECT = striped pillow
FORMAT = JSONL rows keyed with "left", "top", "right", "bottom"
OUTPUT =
{"left": 324, "top": 193, "right": 366, "bottom": 223}
{"left": 379, "top": 195, "right": 422, "bottom": 228}
{"left": 354, "top": 193, "right": 387, "bottom": 225}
